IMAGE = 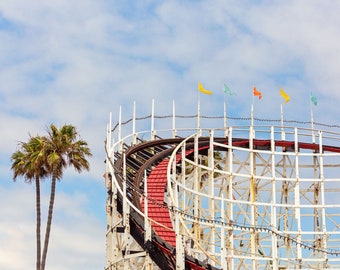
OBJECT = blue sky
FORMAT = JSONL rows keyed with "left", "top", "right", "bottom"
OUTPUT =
{"left": 1, "top": 1, "right": 340, "bottom": 269}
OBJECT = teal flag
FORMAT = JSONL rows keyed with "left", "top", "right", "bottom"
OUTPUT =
{"left": 223, "top": 83, "right": 236, "bottom": 96}
{"left": 310, "top": 93, "right": 317, "bottom": 106}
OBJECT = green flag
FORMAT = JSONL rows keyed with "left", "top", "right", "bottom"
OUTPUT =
{"left": 223, "top": 83, "right": 236, "bottom": 96}
{"left": 310, "top": 92, "right": 317, "bottom": 106}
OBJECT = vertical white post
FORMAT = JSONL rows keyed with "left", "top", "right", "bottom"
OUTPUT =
{"left": 227, "top": 126, "right": 234, "bottom": 269}
{"left": 105, "top": 114, "right": 113, "bottom": 270}
{"left": 194, "top": 134, "right": 200, "bottom": 244}
{"left": 251, "top": 103, "right": 254, "bottom": 128}
{"left": 294, "top": 128, "right": 302, "bottom": 268}
{"left": 106, "top": 113, "right": 113, "bottom": 164}
{"left": 208, "top": 130, "right": 215, "bottom": 263}
{"left": 144, "top": 170, "right": 153, "bottom": 269}
{"left": 175, "top": 154, "right": 185, "bottom": 270}
{"left": 318, "top": 131, "right": 328, "bottom": 266}
{"left": 172, "top": 99, "right": 177, "bottom": 138}
{"left": 151, "top": 99, "right": 156, "bottom": 140}
{"left": 122, "top": 154, "right": 131, "bottom": 270}
{"left": 180, "top": 144, "right": 187, "bottom": 242}
{"left": 197, "top": 96, "right": 201, "bottom": 137}
{"left": 270, "top": 126, "right": 278, "bottom": 269}
{"left": 249, "top": 123, "right": 257, "bottom": 269}
{"left": 224, "top": 100, "right": 228, "bottom": 137}
{"left": 221, "top": 196, "right": 228, "bottom": 270}
{"left": 280, "top": 104, "right": 286, "bottom": 140}
{"left": 250, "top": 104, "right": 255, "bottom": 138}
{"left": 105, "top": 112, "right": 120, "bottom": 269}
{"left": 310, "top": 103, "right": 315, "bottom": 143}
{"left": 144, "top": 171, "right": 151, "bottom": 242}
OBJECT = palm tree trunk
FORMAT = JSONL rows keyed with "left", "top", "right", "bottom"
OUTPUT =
{"left": 41, "top": 176, "right": 57, "bottom": 270}
{"left": 36, "top": 176, "right": 41, "bottom": 270}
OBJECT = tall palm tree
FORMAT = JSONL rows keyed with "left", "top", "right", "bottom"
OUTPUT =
{"left": 11, "top": 136, "right": 48, "bottom": 270}
{"left": 40, "top": 124, "right": 92, "bottom": 270}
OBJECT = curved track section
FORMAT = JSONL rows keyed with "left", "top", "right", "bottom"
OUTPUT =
{"left": 110, "top": 137, "right": 217, "bottom": 269}
{"left": 105, "top": 128, "right": 340, "bottom": 270}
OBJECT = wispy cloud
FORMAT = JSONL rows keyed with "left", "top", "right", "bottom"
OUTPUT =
{"left": 0, "top": 184, "right": 104, "bottom": 269}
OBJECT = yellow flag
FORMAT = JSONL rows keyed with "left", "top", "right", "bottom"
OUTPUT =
{"left": 198, "top": 82, "right": 212, "bottom": 95}
{"left": 280, "top": 86, "right": 290, "bottom": 104}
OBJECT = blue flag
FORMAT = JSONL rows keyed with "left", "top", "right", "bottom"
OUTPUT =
{"left": 223, "top": 84, "right": 236, "bottom": 96}
{"left": 310, "top": 93, "right": 317, "bottom": 106}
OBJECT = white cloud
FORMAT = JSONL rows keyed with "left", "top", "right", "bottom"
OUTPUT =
{"left": 0, "top": 184, "right": 105, "bottom": 270}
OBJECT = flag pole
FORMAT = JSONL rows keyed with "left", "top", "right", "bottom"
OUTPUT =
{"left": 280, "top": 103, "right": 285, "bottom": 140}
{"left": 251, "top": 103, "right": 254, "bottom": 128}
{"left": 224, "top": 95, "right": 227, "bottom": 137}
{"left": 172, "top": 99, "right": 176, "bottom": 138}
{"left": 197, "top": 92, "right": 201, "bottom": 135}
{"left": 310, "top": 98, "right": 315, "bottom": 143}
{"left": 251, "top": 88, "right": 255, "bottom": 139}
{"left": 251, "top": 90, "right": 254, "bottom": 128}
{"left": 223, "top": 83, "right": 236, "bottom": 137}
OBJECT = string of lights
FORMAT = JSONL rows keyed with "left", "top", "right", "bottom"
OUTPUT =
{"left": 111, "top": 114, "right": 340, "bottom": 133}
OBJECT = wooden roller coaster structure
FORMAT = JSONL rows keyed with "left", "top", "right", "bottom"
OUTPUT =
{"left": 104, "top": 101, "right": 340, "bottom": 269}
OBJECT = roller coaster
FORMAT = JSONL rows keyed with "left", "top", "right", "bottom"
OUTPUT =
{"left": 104, "top": 101, "right": 340, "bottom": 269}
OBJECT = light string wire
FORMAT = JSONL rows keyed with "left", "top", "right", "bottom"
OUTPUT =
{"left": 111, "top": 114, "right": 340, "bottom": 133}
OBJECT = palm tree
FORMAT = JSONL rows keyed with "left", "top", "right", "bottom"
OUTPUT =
{"left": 40, "top": 124, "right": 92, "bottom": 270}
{"left": 11, "top": 136, "right": 48, "bottom": 270}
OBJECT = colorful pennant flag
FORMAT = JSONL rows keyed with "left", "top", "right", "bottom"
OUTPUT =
{"left": 310, "top": 92, "right": 318, "bottom": 106}
{"left": 280, "top": 86, "right": 290, "bottom": 104}
{"left": 198, "top": 82, "right": 212, "bottom": 95}
{"left": 223, "top": 84, "right": 236, "bottom": 96}
{"left": 253, "top": 86, "right": 262, "bottom": 99}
